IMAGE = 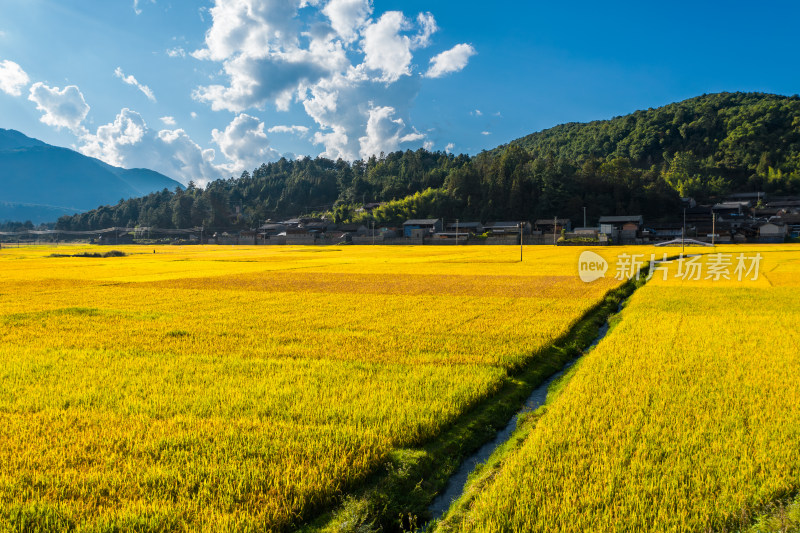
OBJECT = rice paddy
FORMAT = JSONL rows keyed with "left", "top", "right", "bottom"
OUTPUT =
{"left": 0, "top": 244, "right": 626, "bottom": 531}
{"left": 449, "top": 245, "right": 800, "bottom": 532}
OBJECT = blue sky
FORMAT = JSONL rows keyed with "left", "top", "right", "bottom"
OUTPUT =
{"left": 1, "top": 0, "right": 799, "bottom": 185}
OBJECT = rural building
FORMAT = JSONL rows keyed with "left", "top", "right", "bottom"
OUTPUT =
{"left": 598, "top": 215, "right": 644, "bottom": 245}
{"left": 684, "top": 206, "right": 713, "bottom": 225}
{"left": 97, "top": 231, "right": 133, "bottom": 245}
{"left": 753, "top": 207, "right": 783, "bottom": 218}
{"left": 260, "top": 223, "right": 287, "bottom": 236}
{"left": 598, "top": 215, "right": 643, "bottom": 232}
{"left": 444, "top": 221, "right": 483, "bottom": 234}
{"left": 572, "top": 227, "right": 600, "bottom": 237}
{"left": 286, "top": 226, "right": 310, "bottom": 235}
{"left": 338, "top": 223, "right": 369, "bottom": 236}
{"left": 485, "top": 221, "right": 532, "bottom": 235}
{"left": 303, "top": 222, "right": 328, "bottom": 234}
{"left": 646, "top": 222, "right": 684, "bottom": 241}
{"left": 534, "top": 218, "right": 571, "bottom": 234}
{"left": 712, "top": 201, "right": 750, "bottom": 218}
{"left": 777, "top": 213, "right": 800, "bottom": 237}
{"left": 766, "top": 199, "right": 800, "bottom": 211}
{"left": 758, "top": 221, "right": 787, "bottom": 243}
{"left": 379, "top": 227, "right": 401, "bottom": 238}
{"left": 695, "top": 220, "right": 733, "bottom": 242}
{"left": 403, "top": 219, "right": 442, "bottom": 237}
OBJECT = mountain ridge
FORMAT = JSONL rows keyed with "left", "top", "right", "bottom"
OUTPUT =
{"left": 0, "top": 128, "right": 183, "bottom": 223}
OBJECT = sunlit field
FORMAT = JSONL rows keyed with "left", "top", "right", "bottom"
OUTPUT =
{"left": 454, "top": 245, "right": 800, "bottom": 532}
{"left": 0, "top": 244, "right": 631, "bottom": 531}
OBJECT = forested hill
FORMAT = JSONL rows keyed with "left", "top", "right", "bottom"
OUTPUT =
{"left": 53, "top": 92, "right": 800, "bottom": 231}
{"left": 502, "top": 92, "right": 800, "bottom": 194}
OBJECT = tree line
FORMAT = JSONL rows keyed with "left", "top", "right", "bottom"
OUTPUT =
{"left": 55, "top": 92, "right": 800, "bottom": 231}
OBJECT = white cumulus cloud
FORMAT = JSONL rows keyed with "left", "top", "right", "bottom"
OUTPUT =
{"left": 425, "top": 43, "right": 476, "bottom": 78}
{"left": 114, "top": 67, "right": 156, "bottom": 102}
{"left": 191, "top": 0, "right": 468, "bottom": 159}
{"left": 79, "top": 108, "right": 222, "bottom": 184}
{"left": 211, "top": 113, "right": 280, "bottom": 173}
{"left": 193, "top": 52, "right": 332, "bottom": 112}
{"left": 358, "top": 104, "right": 424, "bottom": 158}
{"left": 362, "top": 11, "right": 413, "bottom": 83}
{"left": 166, "top": 47, "right": 186, "bottom": 58}
{"left": 268, "top": 124, "right": 309, "bottom": 136}
{"left": 192, "top": 0, "right": 304, "bottom": 62}
{"left": 323, "top": 0, "right": 373, "bottom": 43}
{"left": 304, "top": 73, "right": 423, "bottom": 160}
{"left": 445, "top": 142, "right": 454, "bottom": 153}
{"left": 411, "top": 12, "right": 437, "bottom": 48}
{"left": 160, "top": 116, "right": 176, "bottom": 126}
{"left": 0, "top": 60, "right": 29, "bottom": 96}
{"left": 28, "top": 82, "right": 90, "bottom": 133}
{"left": 79, "top": 108, "right": 148, "bottom": 167}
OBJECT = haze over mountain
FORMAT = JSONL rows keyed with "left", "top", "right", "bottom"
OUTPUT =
{"left": 0, "top": 129, "right": 183, "bottom": 223}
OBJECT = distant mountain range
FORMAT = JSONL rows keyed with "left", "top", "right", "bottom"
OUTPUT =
{"left": 0, "top": 128, "right": 183, "bottom": 223}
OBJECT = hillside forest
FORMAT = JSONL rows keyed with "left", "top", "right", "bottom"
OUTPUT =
{"left": 53, "top": 92, "right": 800, "bottom": 231}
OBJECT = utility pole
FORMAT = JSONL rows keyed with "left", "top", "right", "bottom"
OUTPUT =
{"left": 583, "top": 207, "right": 587, "bottom": 228}
{"left": 372, "top": 220, "right": 375, "bottom": 245}
{"left": 455, "top": 219, "right": 459, "bottom": 245}
{"left": 682, "top": 208, "right": 686, "bottom": 256}
{"left": 712, "top": 211, "right": 716, "bottom": 246}
{"left": 519, "top": 222, "right": 523, "bottom": 262}
{"left": 553, "top": 216, "right": 558, "bottom": 246}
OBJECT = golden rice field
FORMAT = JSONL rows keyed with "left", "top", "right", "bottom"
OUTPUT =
{"left": 454, "top": 245, "right": 800, "bottom": 532}
{"left": 0, "top": 244, "right": 630, "bottom": 531}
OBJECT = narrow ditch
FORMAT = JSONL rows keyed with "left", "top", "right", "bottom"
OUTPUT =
{"left": 307, "top": 257, "right": 688, "bottom": 532}
{"left": 426, "top": 314, "right": 615, "bottom": 522}
{"left": 424, "top": 255, "right": 687, "bottom": 528}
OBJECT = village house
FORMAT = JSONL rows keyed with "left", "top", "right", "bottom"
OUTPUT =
{"left": 485, "top": 221, "right": 532, "bottom": 235}
{"left": 598, "top": 215, "right": 643, "bottom": 244}
{"left": 337, "top": 223, "right": 369, "bottom": 236}
{"left": 752, "top": 207, "right": 783, "bottom": 218}
{"left": 645, "top": 222, "right": 684, "bottom": 241}
{"left": 777, "top": 213, "right": 800, "bottom": 237}
{"left": 402, "top": 219, "right": 442, "bottom": 237}
{"left": 758, "top": 221, "right": 787, "bottom": 243}
{"left": 712, "top": 201, "right": 751, "bottom": 220}
{"left": 684, "top": 206, "right": 713, "bottom": 225}
{"left": 766, "top": 199, "right": 800, "bottom": 212}
{"left": 444, "top": 221, "right": 483, "bottom": 234}
{"left": 534, "top": 218, "right": 571, "bottom": 234}
{"left": 259, "top": 223, "right": 287, "bottom": 236}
